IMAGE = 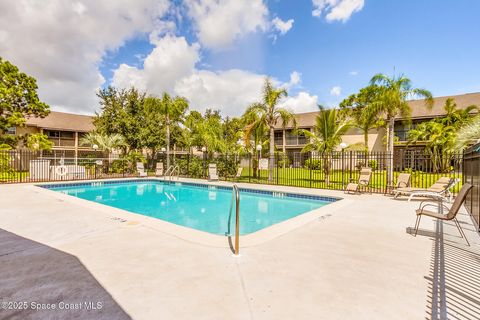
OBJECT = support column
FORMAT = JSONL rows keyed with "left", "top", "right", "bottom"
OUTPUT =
{"left": 74, "top": 132, "right": 78, "bottom": 165}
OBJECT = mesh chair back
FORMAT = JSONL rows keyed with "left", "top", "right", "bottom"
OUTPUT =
{"left": 428, "top": 177, "right": 453, "bottom": 192}
{"left": 396, "top": 173, "right": 411, "bottom": 188}
{"left": 447, "top": 183, "right": 473, "bottom": 220}
{"left": 359, "top": 167, "right": 372, "bottom": 185}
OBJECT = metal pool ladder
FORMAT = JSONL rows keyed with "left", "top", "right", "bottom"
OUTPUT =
{"left": 164, "top": 165, "right": 179, "bottom": 181}
{"left": 229, "top": 184, "right": 241, "bottom": 256}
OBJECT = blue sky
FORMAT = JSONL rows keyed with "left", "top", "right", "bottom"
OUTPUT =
{"left": 99, "top": 0, "right": 480, "bottom": 114}
{"left": 2, "top": 0, "right": 479, "bottom": 115}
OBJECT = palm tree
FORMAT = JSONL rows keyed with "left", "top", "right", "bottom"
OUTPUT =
{"left": 244, "top": 78, "right": 296, "bottom": 181}
{"left": 340, "top": 85, "right": 384, "bottom": 152}
{"left": 144, "top": 93, "right": 188, "bottom": 169}
{"left": 440, "top": 98, "right": 478, "bottom": 127}
{"left": 195, "top": 110, "right": 226, "bottom": 153}
{"left": 456, "top": 115, "right": 480, "bottom": 149}
{"left": 80, "top": 132, "right": 126, "bottom": 162}
{"left": 301, "top": 106, "right": 351, "bottom": 184}
{"left": 407, "top": 121, "right": 456, "bottom": 172}
{"left": 370, "top": 74, "right": 433, "bottom": 185}
{"left": 242, "top": 107, "right": 269, "bottom": 178}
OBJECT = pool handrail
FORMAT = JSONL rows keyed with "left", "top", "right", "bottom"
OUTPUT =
{"left": 232, "top": 184, "right": 240, "bottom": 255}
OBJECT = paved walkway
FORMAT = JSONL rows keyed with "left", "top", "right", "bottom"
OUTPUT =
{"left": 1, "top": 180, "right": 479, "bottom": 319}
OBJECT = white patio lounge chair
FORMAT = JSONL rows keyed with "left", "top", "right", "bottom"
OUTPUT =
{"left": 155, "top": 162, "right": 164, "bottom": 177}
{"left": 234, "top": 167, "right": 243, "bottom": 181}
{"left": 345, "top": 167, "right": 372, "bottom": 194}
{"left": 208, "top": 163, "right": 219, "bottom": 181}
{"left": 394, "top": 177, "right": 458, "bottom": 202}
{"left": 136, "top": 162, "right": 148, "bottom": 177}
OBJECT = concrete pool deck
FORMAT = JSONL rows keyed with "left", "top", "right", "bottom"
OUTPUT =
{"left": 1, "top": 178, "right": 480, "bottom": 319}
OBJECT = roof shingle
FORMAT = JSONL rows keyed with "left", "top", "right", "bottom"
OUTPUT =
{"left": 25, "top": 111, "right": 94, "bottom": 132}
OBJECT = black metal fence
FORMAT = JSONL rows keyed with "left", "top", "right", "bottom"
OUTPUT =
{"left": 463, "top": 143, "right": 480, "bottom": 230}
{"left": 0, "top": 149, "right": 137, "bottom": 183}
{"left": 1, "top": 149, "right": 463, "bottom": 195}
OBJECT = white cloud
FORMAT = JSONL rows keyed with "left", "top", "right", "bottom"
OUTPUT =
{"left": 111, "top": 34, "right": 265, "bottom": 116}
{"left": 184, "top": 0, "right": 268, "bottom": 50}
{"left": 349, "top": 70, "right": 358, "bottom": 76}
{"left": 112, "top": 34, "right": 316, "bottom": 116}
{"left": 175, "top": 69, "right": 266, "bottom": 115}
{"left": 113, "top": 35, "right": 200, "bottom": 94}
{"left": 330, "top": 86, "right": 342, "bottom": 96}
{"left": 312, "top": 0, "right": 364, "bottom": 22}
{"left": 272, "top": 17, "right": 294, "bottom": 35}
{"left": 279, "top": 92, "right": 319, "bottom": 114}
{"left": 282, "top": 71, "right": 302, "bottom": 90}
{"left": 0, "top": 0, "right": 170, "bottom": 114}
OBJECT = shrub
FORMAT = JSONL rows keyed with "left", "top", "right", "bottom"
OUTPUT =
{"left": 175, "top": 156, "right": 204, "bottom": 178}
{"left": 110, "top": 159, "right": 130, "bottom": 173}
{"left": 0, "top": 145, "right": 13, "bottom": 177}
{"left": 304, "top": 158, "right": 322, "bottom": 170}
{"left": 277, "top": 157, "right": 291, "bottom": 168}
{"left": 367, "top": 159, "right": 378, "bottom": 171}
{"left": 216, "top": 156, "right": 239, "bottom": 178}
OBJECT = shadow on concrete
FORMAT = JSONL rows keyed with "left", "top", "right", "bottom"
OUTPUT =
{"left": 422, "top": 220, "right": 480, "bottom": 320}
{"left": 0, "top": 229, "right": 131, "bottom": 320}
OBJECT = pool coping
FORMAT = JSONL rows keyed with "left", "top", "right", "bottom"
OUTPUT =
{"left": 30, "top": 177, "right": 353, "bottom": 248}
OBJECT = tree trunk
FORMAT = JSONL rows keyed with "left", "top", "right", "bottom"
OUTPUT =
{"left": 323, "top": 153, "right": 330, "bottom": 184}
{"left": 166, "top": 114, "right": 170, "bottom": 169}
{"left": 364, "top": 131, "right": 369, "bottom": 153}
{"left": 387, "top": 117, "right": 395, "bottom": 186}
{"left": 269, "top": 127, "right": 274, "bottom": 182}
{"left": 282, "top": 129, "right": 286, "bottom": 168}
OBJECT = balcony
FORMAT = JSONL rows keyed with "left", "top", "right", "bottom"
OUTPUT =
{"left": 49, "top": 138, "right": 76, "bottom": 147}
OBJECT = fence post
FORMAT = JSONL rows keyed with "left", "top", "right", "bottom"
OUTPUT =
{"left": 248, "top": 153, "right": 251, "bottom": 183}
{"left": 276, "top": 153, "right": 279, "bottom": 185}
{"left": 309, "top": 153, "right": 312, "bottom": 188}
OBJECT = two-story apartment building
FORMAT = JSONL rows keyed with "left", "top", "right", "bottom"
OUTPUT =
{"left": 8, "top": 111, "right": 96, "bottom": 157}
{"left": 274, "top": 92, "right": 480, "bottom": 153}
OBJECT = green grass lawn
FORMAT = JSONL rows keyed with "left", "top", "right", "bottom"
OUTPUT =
{"left": 232, "top": 167, "right": 462, "bottom": 193}
{"left": 1, "top": 167, "right": 462, "bottom": 194}
{"left": 0, "top": 171, "right": 30, "bottom": 183}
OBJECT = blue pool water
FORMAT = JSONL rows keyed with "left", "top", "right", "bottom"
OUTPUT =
{"left": 41, "top": 180, "right": 338, "bottom": 235}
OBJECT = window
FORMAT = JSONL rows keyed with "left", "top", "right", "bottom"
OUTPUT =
{"left": 60, "top": 131, "right": 74, "bottom": 139}
{"left": 46, "top": 130, "right": 60, "bottom": 138}
{"left": 6, "top": 127, "right": 16, "bottom": 135}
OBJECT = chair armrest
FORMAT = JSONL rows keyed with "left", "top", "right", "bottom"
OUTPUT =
{"left": 359, "top": 179, "right": 369, "bottom": 185}
{"left": 418, "top": 199, "right": 450, "bottom": 212}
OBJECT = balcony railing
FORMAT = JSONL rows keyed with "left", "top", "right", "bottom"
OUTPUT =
{"left": 48, "top": 138, "right": 76, "bottom": 147}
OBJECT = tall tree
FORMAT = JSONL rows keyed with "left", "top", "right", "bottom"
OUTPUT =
{"left": 94, "top": 87, "right": 145, "bottom": 151}
{"left": 0, "top": 57, "right": 50, "bottom": 144}
{"left": 145, "top": 93, "right": 188, "bottom": 169}
{"left": 440, "top": 98, "right": 478, "bottom": 127}
{"left": 339, "top": 85, "right": 384, "bottom": 152}
{"left": 242, "top": 107, "right": 269, "bottom": 178}
{"left": 370, "top": 74, "right": 433, "bottom": 185}
{"left": 300, "top": 106, "right": 351, "bottom": 184}
{"left": 244, "top": 78, "right": 296, "bottom": 181}
{"left": 195, "top": 109, "right": 226, "bottom": 154}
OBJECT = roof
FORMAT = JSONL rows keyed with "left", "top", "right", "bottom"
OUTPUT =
{"left": 25, "top": 111, "right": 95, "bottom": 132}
{"left": 399, "top": 92, "right": 480, "bottom": 120}
{"left": 276, "top": 92, "right": 480, "bottom": 129}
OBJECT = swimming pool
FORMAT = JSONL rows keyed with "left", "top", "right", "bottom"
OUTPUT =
{"left": 40, "top": 180, "right": 338, "bottom": 235}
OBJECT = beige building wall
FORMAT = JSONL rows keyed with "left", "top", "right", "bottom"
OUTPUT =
{"left": 16, "top": 126, "right": 39, "bottom": 136}
{"left": 340, "top": 127, "right": 386, "bottom": 152}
